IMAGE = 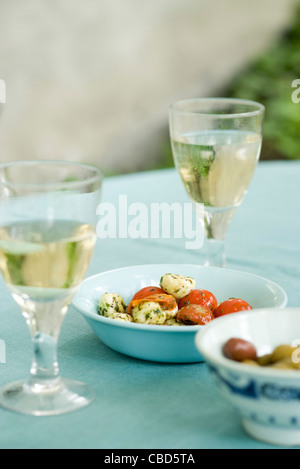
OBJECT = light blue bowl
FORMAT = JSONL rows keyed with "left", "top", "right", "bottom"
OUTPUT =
{"left": 72, "top": 264, "right": 287, "bottom": 363}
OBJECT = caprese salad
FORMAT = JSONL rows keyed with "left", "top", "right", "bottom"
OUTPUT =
{"left": 98, "top": 272, "right": 252, "bottom": 326}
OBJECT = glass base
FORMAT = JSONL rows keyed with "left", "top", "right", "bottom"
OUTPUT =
{"left": 0, "top": 378, "right": 95, "bottom": 416}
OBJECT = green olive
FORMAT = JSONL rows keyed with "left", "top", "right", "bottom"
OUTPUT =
{"left": 257, "top": 354, "right": 272, "bottom": 367}
{"left": 241, "top": 359, "right": 259, "bottom": 367}
{"left": 270, "top": 345, "right": 297, "bottom": 363}
{"left": 269, "top": 358, "right": 296, "bottom": 370}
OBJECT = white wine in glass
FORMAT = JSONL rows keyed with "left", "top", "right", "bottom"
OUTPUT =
{"left": 0, "top": 161, "right": 102, "bottom": 416}
{"left": 169, "top": 98, "right": 264, "bottom": 267}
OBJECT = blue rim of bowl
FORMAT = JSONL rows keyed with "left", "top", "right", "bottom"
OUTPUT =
{"left": 72, "top": 264, "right": 288, "bottom": 333}
{"left": 195, "top": 307, "right": 300, "bottom": 379}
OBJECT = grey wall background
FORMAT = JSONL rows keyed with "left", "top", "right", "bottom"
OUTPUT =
{"left": 0, "top": 0, "right": 297, "bottom": 173}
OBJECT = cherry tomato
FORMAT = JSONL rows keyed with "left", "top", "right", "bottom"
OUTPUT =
{"left": 178, "top": 289, "right": 218, "bottom": 312}
{"left": 131, "top": 286, "right": 166, "bottom": 302}
{"left": 177, "top": 304, "right": 214, "bottom": 325}
{"left": 214, "top": 298, "right": 252, "bottom": 318}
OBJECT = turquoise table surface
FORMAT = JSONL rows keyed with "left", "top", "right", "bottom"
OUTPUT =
{"left": 0, "top": 161, "right": 299, "bottom": 449}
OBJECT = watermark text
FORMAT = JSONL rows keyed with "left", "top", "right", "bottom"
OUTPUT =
{"left": 291, "top": 79, "right": 300, "bottom": 103}
{"left": 96, "top": 195, "right": 204, "bottom": 250}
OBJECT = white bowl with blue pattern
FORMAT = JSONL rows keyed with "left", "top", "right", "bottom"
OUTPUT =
{"left": 72, "top": 264, "right": 287, "bottom": 364}
{"left": 195, "top": 308, "right": 300, "bottom": 446}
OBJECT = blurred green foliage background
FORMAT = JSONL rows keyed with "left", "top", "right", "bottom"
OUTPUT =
{"left": 227, "top": 2, "right": 300, "bottom": 161}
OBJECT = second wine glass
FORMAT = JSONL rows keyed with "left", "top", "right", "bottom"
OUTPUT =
{"left": 169, "top": 98, "right": 264, "bottom": 267}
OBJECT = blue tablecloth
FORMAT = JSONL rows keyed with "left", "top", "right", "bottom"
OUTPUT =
{"left": 0, "top": 161, "right": 299, "bottom": 449}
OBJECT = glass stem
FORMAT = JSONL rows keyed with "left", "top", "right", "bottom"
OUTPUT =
{"left": 202, "top": 209, "right": 236, "bottom": 267}
{"left": 28, "top": 332, "right": 61, "bottom": 393}
{"left": 205, "top": 238, "right": 226, "bottom": 267}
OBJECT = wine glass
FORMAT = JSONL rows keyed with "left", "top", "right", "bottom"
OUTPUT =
{"left": 169, "top": 98, "right": 264, "bottom": 267}
{"left": 0, "top": 161, "right": 102, "bottom": 416}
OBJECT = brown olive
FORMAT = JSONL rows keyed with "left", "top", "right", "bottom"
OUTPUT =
{"left": 223, "top": 338, "right": 257, "bottom": 362}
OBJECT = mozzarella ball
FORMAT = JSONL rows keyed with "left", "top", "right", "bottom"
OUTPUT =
{"left": 160, "top": 273, "right": 196, "bottom": 300}
{"left": 132, "top": 301, "right": 166, "bottom": 325}
{"left": 164, "top": 318, "right": 185, "bottom": 326}
{"left": 98, "top": 293, "right": 126, "bottom": 317}
{"left": 107, "top": 312, "right": 133, "bottom": 322}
